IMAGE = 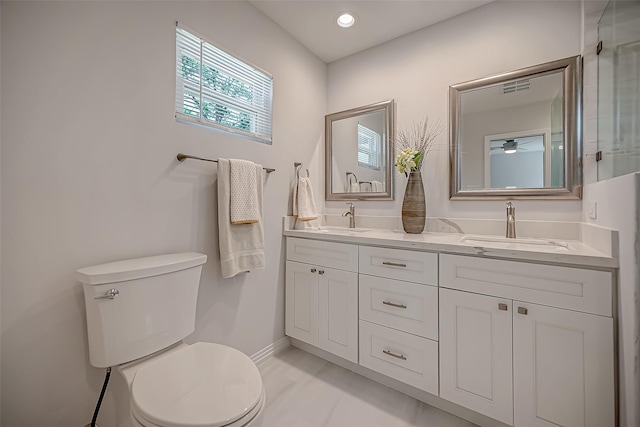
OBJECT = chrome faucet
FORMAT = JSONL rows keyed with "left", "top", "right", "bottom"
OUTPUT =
{"left": 506, "top": 202, "right": 516, "bottom": 238}
{"left": 342, "top": 202, "right": 356, "bottom": 228}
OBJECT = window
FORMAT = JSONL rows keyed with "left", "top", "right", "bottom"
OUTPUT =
{"left": 175, "top": 24, "right": 273, "bottom": 144}
{"left": 357, "top": 124, "right": 382, "bottom": 170}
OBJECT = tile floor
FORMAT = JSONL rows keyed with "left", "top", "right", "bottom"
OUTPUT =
{"left": 258, "top": 346, "right": 478, "bottom": 427}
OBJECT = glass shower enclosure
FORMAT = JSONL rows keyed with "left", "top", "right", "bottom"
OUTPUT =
{"left": 598, "top": 0, "right": 640, "bottom": 180}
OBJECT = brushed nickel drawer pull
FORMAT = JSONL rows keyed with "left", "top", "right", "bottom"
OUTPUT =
{"left": 383, "top": 349, "right": 407, "bottom": 360}
{"left": 383, "top": 301, "right": 407, "bottom": 309}
{"left": 498, "top": 303, "right": 508, "bottom": 311}
{"left": 518, "top": 307, "right": 528, "bottom": 315}
{"left": 382, "top": 261, "right": 407, "bottom": 268}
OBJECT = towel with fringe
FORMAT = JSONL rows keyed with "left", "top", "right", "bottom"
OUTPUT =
{"left": 218, "top": 159, "right": 265, "bottom": 278}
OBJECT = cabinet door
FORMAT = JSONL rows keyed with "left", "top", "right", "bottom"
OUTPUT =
{"left": 440, "top": 288, "right": 514, "bottom": 426}
{"left": 285, "top": 261, "right": 319, "bottom": 346}
{"left": 513, "top": 302, "right": 615, "bottom": 427}
{"left": 318, "top": 267, "right": 359, "bottom": 363}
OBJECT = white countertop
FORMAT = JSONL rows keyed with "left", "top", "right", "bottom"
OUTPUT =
{"left": 283, "top": 226, "right": 618, "bottom": 269}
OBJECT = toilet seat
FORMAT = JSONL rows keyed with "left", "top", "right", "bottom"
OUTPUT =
{"left": 130, "top": 342, "right": 264, "bottom": 427}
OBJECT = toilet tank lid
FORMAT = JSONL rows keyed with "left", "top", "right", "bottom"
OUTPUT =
{"left": 77, "top": 252, "right": 207, "bottom": 285}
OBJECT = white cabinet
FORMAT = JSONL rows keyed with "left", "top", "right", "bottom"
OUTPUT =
{"left": 359, "top": 319, "right": 439, "bottom": 395}
{"left": 440, "top": 254, "right": 615, "bottom": 427}
{"left": 513, "top": 302, "right": 615, "bottom": 427}
{"left": 285, "top": 236, "right": 616, "bottom": 427}
{"left": 359, "top": 246, "right": 438, "bottom": 285}
{"left": 318, "top": 266, "right": 359, "bottom": 363}
{"left": 285, "top": 239, "right": 359, "bottom": 364}
{"left": 359, "top": 274, "right": 438, "bottom": 340}
{"left": 357, "top": 248, "right": 440, "bottom": 394}
{"left": 285, "top": 261, "right": 319, "bottom": 346}
{"left": 439, "top": 254, "right": 612, "bottom": 317}
{"left": 439, "top": 288, "right": 514, "bottom": 425}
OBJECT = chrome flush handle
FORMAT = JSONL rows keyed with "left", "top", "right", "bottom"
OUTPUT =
{"left": 94, "top": 288, "right": 120, "bottom": 300}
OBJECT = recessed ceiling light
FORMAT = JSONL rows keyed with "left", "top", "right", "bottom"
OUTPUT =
{"left": 337, "top": 12, "right": 356, "bottom": 28}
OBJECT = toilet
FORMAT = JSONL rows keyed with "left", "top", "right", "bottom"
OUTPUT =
{"left": 78, "top": 253, "right": 265, "bottom": 427}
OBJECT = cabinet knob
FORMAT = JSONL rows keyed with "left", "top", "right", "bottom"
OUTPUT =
{"left": 518, "top": 307, "right": 528, "bottom": 315}
{"left": 318, "top": 270, "right": 325, "bottom": 275}
{"left": 310, "top": 268, "right": 317, "bottom": 273}
{"left": 498, "top": 303, "right": 508, "bottom": 311}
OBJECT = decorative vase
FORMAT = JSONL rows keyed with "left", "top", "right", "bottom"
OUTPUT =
{"left": 402, "top": 171, "right": 426, "bottom": 234}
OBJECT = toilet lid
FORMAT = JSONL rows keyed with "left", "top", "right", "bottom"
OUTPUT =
{"left": 131, "top": 342, "right": 263, "bottom": 427}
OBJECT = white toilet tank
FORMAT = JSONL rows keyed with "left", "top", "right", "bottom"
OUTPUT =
{"left": 78, "top": 252, "right": 207, "bottom": 368}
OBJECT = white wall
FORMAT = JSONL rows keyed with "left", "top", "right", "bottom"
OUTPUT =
{"left": 583, "top": 174, "right": 639, "bottom": 427}
{"left": 327, "top": 0, "right": 582, "bottom": 220}
{"left": 0, "top": 2, "right": 326, "bottom": 426}
{"left": 581, "top": 1, "right": 640, "bottom": 426}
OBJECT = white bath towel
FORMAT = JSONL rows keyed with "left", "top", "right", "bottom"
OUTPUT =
{"left": 229, "top": 159, "right": 260, "bottom": 224}
{"left": 293, "top": 177, "right": 317, "bottom": 221}
{"left": 218, "top": 159, "right": 265, "bottom": 278}
{"left": 371, "top": 180, "right": 384, "bottom": 192}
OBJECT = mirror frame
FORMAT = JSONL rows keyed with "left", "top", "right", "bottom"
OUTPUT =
{"left": 449, "top": 56, "right": 582, "bottom": 200}
{"left": 325, "top": 100, "right": 395, "bottom": 201}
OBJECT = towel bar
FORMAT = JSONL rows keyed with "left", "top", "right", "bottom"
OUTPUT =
{"left": 177, "top": 153, "right": 275, "bottom": 173}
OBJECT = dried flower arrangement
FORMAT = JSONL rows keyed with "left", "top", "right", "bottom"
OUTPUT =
{"left": 394, "top": 117, "right": 445, "bottom": 176}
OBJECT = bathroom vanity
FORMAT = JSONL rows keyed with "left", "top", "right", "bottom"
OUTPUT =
{"left": 283, "top": 222, "right": 617, "bottom": 427}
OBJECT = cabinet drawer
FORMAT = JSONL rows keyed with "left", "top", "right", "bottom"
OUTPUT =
{"left": 359, "top": 274, "right": 438, "bottom": 340}
{"left": 359, "top": 320, "right": 438, "bottom": 395}
{"left": 440, "top": 254, "right": 613, "bottom": 316}
{"left": 359, "top": 246, "right": 437, "bottom": 285}
{"left": 287, "top": 237, "right": 358, "bottom": 272}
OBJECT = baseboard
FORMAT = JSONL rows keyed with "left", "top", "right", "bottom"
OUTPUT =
{"left": 250, "top": 336, "right": 291, "bottom": 365}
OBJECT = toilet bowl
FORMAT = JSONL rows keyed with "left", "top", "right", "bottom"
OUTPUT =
{"left": 120, "top": 343, "right": 265, "bottom": 427}
{"left": 77, "top": 253, "right": 264, "bottom": 427}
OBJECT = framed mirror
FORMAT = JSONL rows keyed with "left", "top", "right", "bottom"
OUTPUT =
{"left": 325, "top": 100, "right": 394, "bottom": 201}
{"left": 450, "top": 56, "right": 582, "bottom": 199}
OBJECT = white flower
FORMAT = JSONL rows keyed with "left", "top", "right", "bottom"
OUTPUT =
{"left": 395, "top": 148, "right": 418, "bottom": 175}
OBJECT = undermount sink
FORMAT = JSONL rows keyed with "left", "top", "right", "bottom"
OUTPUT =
{"left": 460, "top": 235, "right": 570, "bottom": 251}
{"left": 317, "top": 226, "right": 371, "bottom": 234}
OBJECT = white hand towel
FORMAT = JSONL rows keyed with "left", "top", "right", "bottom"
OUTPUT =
{"left": 349, "top": 182, "right": 360, "bottom": 193}
{"left": 293, "top": 177, "right": 317, "bottom": 221}
{"left": 371, "top": 180, "right": 383, "bottom": 192}
{"left": 218, "top": 159, "right": 265, "bottom": 278}
{"left": 229, "top": 159, "right": 260, "bottom": 224}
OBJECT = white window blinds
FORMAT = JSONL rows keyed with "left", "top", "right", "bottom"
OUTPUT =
{"left": 175, "top": 24, "right": 273, "bottom": 144}
{"left": 358, "top": 124, "right": 382, "bottom": 170}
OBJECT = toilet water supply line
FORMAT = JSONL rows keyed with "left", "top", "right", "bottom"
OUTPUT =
{"left": 87, "top": 367, "right": 111, "bottom": 427}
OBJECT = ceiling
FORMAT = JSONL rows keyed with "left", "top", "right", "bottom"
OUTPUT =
{"left": 249, "top": 1, "right": 493, "bottom": 63}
